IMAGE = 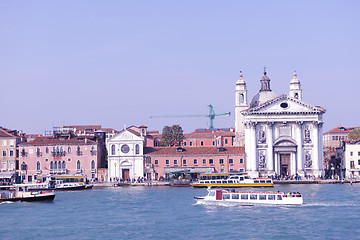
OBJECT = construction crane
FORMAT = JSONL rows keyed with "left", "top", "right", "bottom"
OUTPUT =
{"left": 150, "top": 105, "right": 231, "bottom": 129}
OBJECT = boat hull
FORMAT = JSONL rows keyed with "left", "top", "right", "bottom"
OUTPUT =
{"left": 191, "top": 183, "right": 274, "bottom": 188}
{"left": 0, "top": 193, "right": 55, "bottom": 202}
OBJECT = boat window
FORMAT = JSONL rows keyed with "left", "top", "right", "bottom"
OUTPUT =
{"left": 260, "top": 180, "right": 265, "bottom": 183}
{"left": 268, "top": 195, "right": 275, "bottom": 200}
{"left": 227, "top": 180, "right": 233, "bottom": 183}
{"left": 205, "top": 181, "right": 209, "bottom": 183}
{"left": 266, "top": 180, "right": 272, "bottom": 183}
{"left": 245, "top": 176, "right": 250, "bottom": 179}
{"left": 250, "top": 194, "right": 257, "bottom": 200}
{"left": 254, "top": 180, "right": 259, "bottom": 183}
{"left": 232, "top": 194, "right": 239, "bottom": 199}
{"left": 259, "top": 195, "right": 266, "bottom": 200}
{"left": 223, "top": 194, "right": 230, "bottom": 199}
{"left": 277, "top": 195, "right": 282, "bottom": 200}
{"left": 200, "top": 181, "right": 204, "bottom": 184}
{"left": 216, "top": 181, "right": 222, "bottom": 183}
{"left": 211, "top": 181, "right": 216, "bottom": 184}
{"left": 222, "top": 181, "right": 227, "bottom": 184}
{"left": 240, "top": 177, "right": 244, "bottom": 181}
{"left": 241, "top": 194, "right": 248, "bottom": 200}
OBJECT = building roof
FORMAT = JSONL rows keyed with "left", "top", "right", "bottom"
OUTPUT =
{"left": 184, "top": 128, "right": 235, "bottom": 139}
{"left": 323, "top": 126, "right": 356, "bottom": 135}
{"left": 19, "top": 136, "right": 96, "bottom": 146}
{"left": 0, "top": 127, "right": 21, "bottom": 138}
{"left": 144, "top": 146, "right": 245, "bottom": 156}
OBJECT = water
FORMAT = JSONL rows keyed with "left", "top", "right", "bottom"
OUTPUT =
{"left": 1, "top": 184, "right": 360, "bottom": 240}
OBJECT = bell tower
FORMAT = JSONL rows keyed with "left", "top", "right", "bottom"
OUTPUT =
{"left": 289, "top": 71, "right": 302, "bottom": 100}
{"left": 234, "top": 71, "right": 248, "bottom": 146}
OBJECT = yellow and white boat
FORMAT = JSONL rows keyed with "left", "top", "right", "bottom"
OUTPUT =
{"left": 190, "top": 173, "right": 274, "bottom": 188}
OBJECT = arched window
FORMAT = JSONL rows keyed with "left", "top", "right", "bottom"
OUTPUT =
{"left": 54, "top": 161, "right": 57, "bottom": 170}
{"left": 60, "top": 146, "right": 63, "bottom": 153}
{"left": 62, "top": 161, "right": 66, "bottom": 169}
{"left": 56, "top": 146, "right": 60, "bottom": 153}
{"left": 135, "top": 144, "right": 139, "bottom": 154}
{"left": 36, "top": 161, "right": 40, "bottom": 170}
{"left": 239, "top": 94, "right": 244, "bottom": 103}
{"left": 77, "top": 160, "right": 81, "bottom": 170}
{"left": 46, "top": 147, "right": 49, "bottom": 153}
{"left": 50, "top": 161, "right": 53, "bottom": 170}
{"left": 111, "top": 144, "right": 115, "bottom": 155}
{"left": 294, "top": 93, "right": 299, "bottom": 99}
{"left": 91, "top": 160, "right": 95, "bottom": 169}
{"left": 68, "top": 146, "right": 71, "bottom": 153}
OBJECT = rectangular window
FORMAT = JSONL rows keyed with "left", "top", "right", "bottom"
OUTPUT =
{"left": 189, "top": 142, "right": 193, "bottom": 146}
{"left": 250, "top": 194, "right": 257, "bottom": 200}
{"left": 259, "top": 195, "right": 266, "bottom": 200}
{"left": 241, "top": 194, "right": 248, "bottom": 200}
{"left": 166, "top": 159, "right": 169, "bottom": 165}
{"left": 240, "top": 158, "right": 243, "bottom": 164}
{"left": 155, "top": 160, "right": 159, "bottom": 165}
{"left": 200, "top": 141, "right": 204, "bottom": 146}
{"left": 232, "top": 194, "right": 239, "bottom": 199}
{"left": 229, "top": 159, "right": 233, "bottom": 164}
{"left": 219, "top": 159, "right": 224, "bottom": 164}
{"left": 9, "top": 162, "right": 14, "bottom": 170}
{"left": 209, "top": 159, "right": 214, "bottom": 164}
{"left": 183, "top": 159, "right": 187, "bottom": 165}
{"left": 225, "top": 139, "right": 228, "bottom": 144}
{"left": 268, "top": 195, "right": 275, "bottom": 200}
{"left": 358, "top": 152, "right": 360, "bottom": 156}
{"left": 2, "top": 149, "right": 6, "bottom": 157}
{"left": 2, "top": 161, "right": 6, "bottom": 170}
{"left": 2, "top": 140, "right": 6, "bottom": 146}
{"left": 212, "top": 141, "right": 215, "bottom": 146}
{"left": 203, "top": 159, "right": 206, "bottom": 164}
{"left": 277, "top": 195, "right": 282, "bottom": 200}
{"left": 9, "top": 150, "right": 13, "bottom": 157}
{"left": 183, "top": 141, "right": 187, "bottom": 146}
{"left": 174, "top": 159, "right": 178, "bottom": 165}
{"left": 350, "top": 161, "right": 355, "bottom": 169}
{"left": 358, "top": 160, "right": 360, "bottom": 165}
{"left": 9, "top": 140, "right": 14, "bottom": 146}
{"left": 194, "top": 159, "right": 197, "bottom": 164}
{"left": 350, "top": 152, "right": 353, "bottom": 156}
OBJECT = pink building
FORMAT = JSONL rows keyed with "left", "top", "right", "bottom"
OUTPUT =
{"left": 144, "top": 146, "right": 246, "bottom": 180}
{"left": 19, "top": 134, "right": 105, "bottom": 183}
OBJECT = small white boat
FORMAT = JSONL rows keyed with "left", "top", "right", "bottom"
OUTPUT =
{"left": 194, "top": 188, "right": 303, "bottom": 206}
{"left": 0, "top": 184, "right": 55, "bottom": 202}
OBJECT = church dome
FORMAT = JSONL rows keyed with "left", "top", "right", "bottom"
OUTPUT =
{"left": 249, "top": 70, "right": 278, "bottom": 108}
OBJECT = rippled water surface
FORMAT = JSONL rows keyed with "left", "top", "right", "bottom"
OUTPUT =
{"left": 1, "top": 184, "right": 360, "bottom": 239}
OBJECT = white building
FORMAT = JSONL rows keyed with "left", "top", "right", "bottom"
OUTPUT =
{"left": 235, "top": 70, "right": 326, "bottom": 178}
{"left": 106, "top": 126, "right": 145, "bottom": 181}
{"left": 338, "top": 140, "right": 360, "bottom": 179}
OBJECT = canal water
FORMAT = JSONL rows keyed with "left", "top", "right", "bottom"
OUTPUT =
{"left": 1, "top": 184, "right": 359, "bottom": 239}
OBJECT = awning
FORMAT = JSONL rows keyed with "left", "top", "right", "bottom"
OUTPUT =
{"left": 0, "top": 173, "right": 15, "bottom": 179}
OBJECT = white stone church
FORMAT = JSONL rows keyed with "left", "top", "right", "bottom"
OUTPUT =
{"left": 234, "top": 70, "right": 326, "bottom": 178}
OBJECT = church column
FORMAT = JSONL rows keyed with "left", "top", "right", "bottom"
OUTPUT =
{"left": 318, "top": 122, "right": 324, "bottom": 173}
{"left": 266, "top": 122, "right": 274, "bottom": 174}
{"left": 274, "top": 152, "right": 279, "bottom": 175}
{"left": 251, "top": 123, "right": 258, "bottom": 176}
{"left": 296, "top": 122, "right": 303, "bottom": 175}
{"left": 312, "top": 122, "right": 319, "bottom": 174}
{"left": 244, "top": 122, "right": 252, "bottom": 172}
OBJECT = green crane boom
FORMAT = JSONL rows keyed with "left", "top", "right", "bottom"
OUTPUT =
{"left": 150, "top": 105, "right": 231, "bottom": 129}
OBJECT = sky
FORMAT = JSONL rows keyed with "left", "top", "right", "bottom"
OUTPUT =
{"left": 1, "top": 1, "right": 359, "bottom": 134}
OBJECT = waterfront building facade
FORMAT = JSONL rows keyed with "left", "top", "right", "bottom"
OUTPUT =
{"left": 235, "top": 71, "right": 326, "bottom": 178}
{"left": 338, "top": 140, "right": 360, "bottom": 179}
{"left": 181, "top": 128, "right": 235, "bottom": 147}
{"left": 323, "top": 126, "right": 355, "bottom": 149}
{"left": 106, "top": 126, "right": 146, "bottom": 181}
{"left": 19, "top": 134, "right": 104, "bottom": 183}
{"left": 144, "top": 146, "right": 246, "bottom": 180}
{"left": 0, "top": 127, "right": 26, "bottom": 183}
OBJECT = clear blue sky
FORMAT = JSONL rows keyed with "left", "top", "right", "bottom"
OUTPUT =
{"left": 1, "top": 1, "right": 359, "bottom": 134}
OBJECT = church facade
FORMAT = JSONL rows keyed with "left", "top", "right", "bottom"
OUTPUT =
{"left": 235, "top": 70, "right": 326, "bottom": 178}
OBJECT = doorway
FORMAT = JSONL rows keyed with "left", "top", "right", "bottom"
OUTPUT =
{"left": 280, "top": 154, "right": 290, "bottom": 177}
{"left": 122, "top": 169, "right": 130, "bottom": 180}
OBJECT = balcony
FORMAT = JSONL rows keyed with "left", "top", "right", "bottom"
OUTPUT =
{"left": 91, "top": 169, "right": 97, "bottom": 173}
{"left": 90, "top": 150, "right": 97, "bottom": 156}
{"left": 51, "top": 151, "right": 66, "bottom": 157}
{"left": 76, "top": 169, "right": 82, "bottom": 173}
{"left": 76, "top": 151, "right": 82, "bottom": 156}
{"left": 21, "top": 152, "right": 27, "bottom": 157}
{"left": 36, "top": 152, "right": 42, "bottom": 157}
{"left": 36, "top": 169, "right": 42, "bottom": 174}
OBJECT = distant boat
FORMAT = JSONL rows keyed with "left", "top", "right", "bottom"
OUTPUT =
{"left": 191, "top": 172, "right": 274, "bottom": 188}
{"left": 31, "top": 175, "right": 93, "bottom": 191}
{"left": 169, "top": 170, "right": 191, "bottom": 187}
{"left": 0, "top": 184, "right": 55, "bottom": 202}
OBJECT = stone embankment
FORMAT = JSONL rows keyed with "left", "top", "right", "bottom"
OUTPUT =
{"left": 93, "top": 181, "right": 170, "bottom": 188}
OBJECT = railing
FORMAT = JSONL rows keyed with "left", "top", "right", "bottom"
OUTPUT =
{"left": 49, "top": 169, "right": 67, "bottom": 174}
{"left": 76, "top": 169, "right": 82, "bottom": 173}
{"left": 51, "top": 151, "right": 66, "bottom": 157}
{"left": 21, "top": 152, "right": 27, "bottom": 157}
{"left": 76, "top": 151, "right": 82, "bottom": 156}
{"left": 36, "top": 169, "right": 42, "bottom": 174}
{"left": 90, "top": 150, "right": 97, "bottom": 156}
{"left": 36, "top": 152, "right": 42, "bottom": 157}
{"left": 91, "top": 169, "right": 97, "bottom": 173}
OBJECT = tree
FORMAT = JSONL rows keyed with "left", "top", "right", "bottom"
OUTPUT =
{"left": 348, "top": 127, "right": 360, "bottom": 140}
{"left": 161, "top": 124, "right": 185, "bottom": 147}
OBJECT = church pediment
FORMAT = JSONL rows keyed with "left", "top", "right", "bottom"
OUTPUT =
{"left": 243, "top": 94, "right": 325, "bottom": 115}
{"left": 109, "top": 130, "right": 143, "bottom": 142}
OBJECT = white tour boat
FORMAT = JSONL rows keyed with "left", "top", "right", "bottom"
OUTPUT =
{"left": 0, "top": 184, "right": 56, "bottom": 202}
{"left": 31, "top": 175, "right": 93, "bottom": 191}
{"left": 191, "top": 173, "right": 274, "bottom": 188}
{"left": 194, "top": 188, "right": 303, "bottom": 206}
